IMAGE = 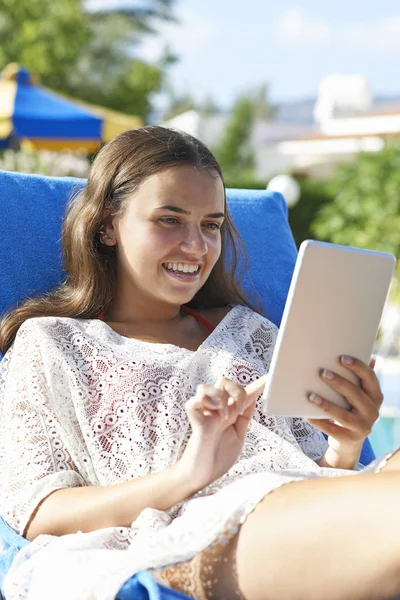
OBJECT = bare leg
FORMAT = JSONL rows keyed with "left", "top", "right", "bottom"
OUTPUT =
{"left": 237, "top": 469, "right": 400, "bottom": 600}
{"left": 378, "top": 448, "right": 400, "bottom": 473}
{"left": 154, "top": 452, "right": 400, "bottom": 599}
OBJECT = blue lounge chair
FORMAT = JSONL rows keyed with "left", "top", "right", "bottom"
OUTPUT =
{"left": 0, "top": 170, "right": 375, "bottom": 599}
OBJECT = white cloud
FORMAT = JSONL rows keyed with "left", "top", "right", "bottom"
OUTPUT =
{"left": 276, "top": 9, "right": 400, "bottom": 53}
{"left": 275, "top": 9, "right": 332, "bottom": 48}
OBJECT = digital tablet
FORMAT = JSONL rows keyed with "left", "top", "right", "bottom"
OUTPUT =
{"left": 262, "top": 240, "right": 396, "bottom": 418}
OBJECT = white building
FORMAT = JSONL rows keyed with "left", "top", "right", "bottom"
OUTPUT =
{"left": 279, "top": 104, "right": 400, "bottom": 180}
{"left": 314, "top": 74, "right": 373, "bottom": 122}
{"left": 277, "top": 75, "right": 399, "bottom": 179}
{"left": 163, "top": 75, "right": 400, "bottom": 182}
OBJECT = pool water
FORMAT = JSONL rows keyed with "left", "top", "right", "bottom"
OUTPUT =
{"left": 370, "top": 417, "right": 400, "bottom": 455}
{"left": 370, "top": 371, "right": 400, "bottom": 455}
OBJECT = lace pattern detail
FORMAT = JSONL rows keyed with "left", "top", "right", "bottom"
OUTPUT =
{"left": 0, "top": 305, "right": 328, "bottom": 534}
{"left": 0, "top": 305, "right": 336, "bottom": 599}
{"left": 152, "top": 523, "right": 244, "bottom": 600}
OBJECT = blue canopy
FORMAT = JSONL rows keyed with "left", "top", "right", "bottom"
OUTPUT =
{"left": 0, "top": 64, "right": 142, "bottom": 151}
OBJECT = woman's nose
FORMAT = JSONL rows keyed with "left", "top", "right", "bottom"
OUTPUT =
{"left": 180, "top": 227, "right": 208, "bottom": 255}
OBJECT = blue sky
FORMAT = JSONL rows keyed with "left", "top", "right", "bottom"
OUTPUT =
{"left": 88, "top": 0, "right": 400, "bottom": 108}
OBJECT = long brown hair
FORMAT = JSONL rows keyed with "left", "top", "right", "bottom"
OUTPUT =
{"left": 0, "top": 126, "right": 260, "bottom": 354}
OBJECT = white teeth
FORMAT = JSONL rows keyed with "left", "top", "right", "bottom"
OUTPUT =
{"left": 163, "top": 263, "right": 199, "bottom": 273}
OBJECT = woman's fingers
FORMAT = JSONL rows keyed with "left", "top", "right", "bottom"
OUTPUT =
{"left": 306, "top": 357, "right": 383, "bottom": 442}
{"left": 193, "top": 384, "right": 226, "bottom": 419}
{"left": 245, "top": 374, "right": 269, "bottom": 403}
{"left": 190, "top": 375, "right": 268, "bottom": 424}
{"left": 193, "top": 381, "right": 242, "bottom": 421}
{"left": 214, "top": 376, "right": 249, "bottom": 416}
{"left": 306, "top": 416, "right": 363, "bottom": 446}
{"left": 216, "top": 374, "right": 268, "bottom": 416}
{"left": 319, "top": 365, "right": 381, "bottom": 417}
{"left": 339, "top": 355, "right": 383, "bottom": 408}
{"left": 307, "top": 391, "right": 375, "bottom": 437}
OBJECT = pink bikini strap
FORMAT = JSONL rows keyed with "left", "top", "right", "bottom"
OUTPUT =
{"left": 181, "top": 306, "right": 215, "bottom": 332}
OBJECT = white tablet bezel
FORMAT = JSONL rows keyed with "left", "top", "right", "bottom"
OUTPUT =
{"left": 262, "top": 240, "right": 396, "bottom": 418}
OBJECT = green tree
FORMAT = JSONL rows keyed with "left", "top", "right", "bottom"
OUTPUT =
{"left": 0, "top": 0, "right": 89, "bottom": 85}
{"left": 312, "top": 141, "right": 400, "bottom": 302}
{"left": 288, "top": 179, "right": 333, "bottom": 248}
{"left": 251, "top": 83, "right": 276, "bottom": 120}
{"left": 0, "top": 0, "right": 177, "bottom": 121}
{"left": 214, "top": 95, "right": 255, "bottom": 179}
{"left": 312, "top": 142, "right": 400, "bottom": 259}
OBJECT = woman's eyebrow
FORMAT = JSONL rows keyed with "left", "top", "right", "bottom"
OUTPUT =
{"left": 154, "top": 205, "right": 225, "bottom": 218}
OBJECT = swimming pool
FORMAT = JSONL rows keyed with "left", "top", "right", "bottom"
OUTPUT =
{"left": 370, "top": 369, "right": 400, "bottom": 455}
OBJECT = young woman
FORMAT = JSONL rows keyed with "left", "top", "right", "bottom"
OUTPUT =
{"left": 0, "top": 126, "right": 399, "bottom": 600}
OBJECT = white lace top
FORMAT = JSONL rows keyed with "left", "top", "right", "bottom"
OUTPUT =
{"left": 0, "top": 305, "right": 351, "bottom": 599}
{"left": 0, "top": 305, "right": 327, "bottom": 533}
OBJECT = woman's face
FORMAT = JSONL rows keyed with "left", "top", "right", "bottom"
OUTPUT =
{"left": 107, "top": 165, "right": 225, "bottom": 308}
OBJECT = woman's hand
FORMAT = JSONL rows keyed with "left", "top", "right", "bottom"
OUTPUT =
{"left": 307, "top": 356, "right": 383, "bottom": 470}
{"left": 177, "top": 375, "right": 268, "bottom": 493}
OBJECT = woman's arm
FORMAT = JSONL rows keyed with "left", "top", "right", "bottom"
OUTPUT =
{"left": 0, "top": 320, "right": 199, "bottom": 541}
{"left": 25, "top": 462, "right": 197, "bottom": 540}
{"left": 316, "top": 445, "right": 362, "bottom": 470}
{"left": 26, "top": 373, "right": 269, "bottom": 540}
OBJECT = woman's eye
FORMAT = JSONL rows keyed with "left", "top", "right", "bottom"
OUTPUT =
{"left": 158, "top": 218, "right": 221, "bottom": 230}
{"left": 159, "top": 217, "right": 180, "bottom": 225}
{"left": 203, "top": 222, "right": 221, "bottom": 231}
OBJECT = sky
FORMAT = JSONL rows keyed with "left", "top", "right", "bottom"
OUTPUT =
{"left": 87, "top": 0, "right": 400, "bottom": 109}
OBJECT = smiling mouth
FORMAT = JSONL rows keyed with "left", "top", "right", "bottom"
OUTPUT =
{"left": 162, "top": 263, "right": 202, "bottom": 282}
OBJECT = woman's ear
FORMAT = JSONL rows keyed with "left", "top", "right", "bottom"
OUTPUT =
{"left": 100, "top": 211, "right": 117, "bottom": 247}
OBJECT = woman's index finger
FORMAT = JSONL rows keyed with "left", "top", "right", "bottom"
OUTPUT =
{"left": 245, "top": 374, "right": 269, "bottom": 403}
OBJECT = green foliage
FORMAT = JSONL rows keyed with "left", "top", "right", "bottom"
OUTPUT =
{"left": 223, "top": 175, "right": 267, "bottom": 190}
{"left": 250, "top": 83, "right": 276, "bottom": 120}
{"left": 224, "top": 175, "right": 333, "bottom": 248}
{"left": 312, "top": 142, "right": 400, "bottom": 263}
{"left": 214, "top": 96, "right": 255, "bottom": 180}
{"left": 0, "top": 0, "right": 90, "bottom": 86}
{"left": 0, "top": 0, "right": 176, "bottom": 121}
{"left": 213, "top": 85, "right": 275, "bottom": 181}
{"left": 288, "top": 179, "right": 333, "bottom": 247}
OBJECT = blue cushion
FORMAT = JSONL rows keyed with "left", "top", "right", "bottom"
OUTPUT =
{"left": 0, "top": 516, "right": 29, "bottom": 590}
{"left": 117, "top": 571, "right": 190, "bottom": 600}
{"left": 0, "top": 171, "right": 84, "bottom": 317}
{"left": 225, "top": 188, "right": 298, "bottom": 325}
